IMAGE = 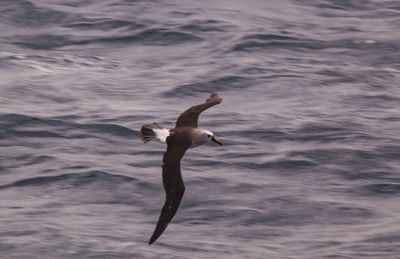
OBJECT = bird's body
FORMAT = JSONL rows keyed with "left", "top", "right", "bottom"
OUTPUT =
{"left": 140, "top": 93, "right": 223, "bottom": 245}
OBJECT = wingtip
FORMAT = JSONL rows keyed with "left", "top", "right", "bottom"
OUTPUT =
{"left": 148, "top": 234, "right": 158, "bottom": 245}
{"left": 207, "top": 93, "right": 222, "bottom": 103}
{"left": 149, "top": 228, "right": 166, "bottom": 245}
{"left": 148, "top": 234, "right": 154, "bottom": 245}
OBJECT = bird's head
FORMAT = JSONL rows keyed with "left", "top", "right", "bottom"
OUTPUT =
{"left": 200, "top": 129, "right": 224, "bottom": 146}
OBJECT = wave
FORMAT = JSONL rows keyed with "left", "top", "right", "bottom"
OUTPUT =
{"left": 360, "top": 183, "right": 400, "bottom": 196}
{"left": 245, "top": 198, "right": 374, "bottom": 226}
{"left": 1, "top": 0, "right": 77, "bottom": 28}
{"left": 226, "top": 129, "right": 287, "bottom": 142}
{"left": 231, "top": 32, "right": 400, "bottom": 54}
{"left": 0, "top": 113, "right": 139, "bottom": 140}
{"left": 12, "top": 28, "right": 203, "bottom": 49}
{"left": 231, "top": 33, "right": 326, "bottom": 52}
{"left": 187, "top": 159, "right": 317, "bottom": 171}
{"left": 64, "top": 19, "right": 145, "bottom": 31}
{"left": 184, "top": 195, "right": 374, "bottom": 227}
{"left": 0, "top": 171, "right": 138, "bottom": 190}
{"left": 179, "top": 19, "right": 231, "bottom": 32}
{"left": 288, "top": 121, "right": 376, "bottom": 143}
{"left": 333, "top": 170, "right": 397, "bottom": 181}
{"left": 164, "top": 75, "right": 252, "bottom": 97}
{"left": 242, "top": 34, "right": 298, "bottom": 41}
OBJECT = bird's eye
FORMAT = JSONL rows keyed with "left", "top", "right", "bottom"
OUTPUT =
{"left": 207, "top": 134, "right": 211, "bottom": 138}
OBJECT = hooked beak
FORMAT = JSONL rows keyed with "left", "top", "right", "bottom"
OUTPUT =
{"left": 211, "top": 136, "right": 224, "bottom": 146}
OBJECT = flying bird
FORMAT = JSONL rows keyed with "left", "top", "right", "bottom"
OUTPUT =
{"left": 140, "top": 93, "right": 224, "bottom": 245}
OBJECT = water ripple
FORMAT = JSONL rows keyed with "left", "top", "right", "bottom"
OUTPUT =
{"left": 12, "top": 29, "right": 203, "bottom": 49}
{"left": 164, "top": 75, "right": 252, "bottom": 97}
{"left": 1, "top": 0, "right": 77, "bottom": 27}
{"left": 0, "top": 113, "right": 138, "bottom": 139}
{"left": 64, "top": 19, "right": 145, "bottom": 31}
{"left": 0, "top": 171, "right": 138, "bottom": 190}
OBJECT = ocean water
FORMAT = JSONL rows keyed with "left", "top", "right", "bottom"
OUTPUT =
{"left": 1, "top": 0, "right": 400, "bottom": 258}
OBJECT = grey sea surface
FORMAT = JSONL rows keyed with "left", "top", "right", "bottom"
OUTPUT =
{"left": 1, "top": 0, "right": 400, "bottom": 258}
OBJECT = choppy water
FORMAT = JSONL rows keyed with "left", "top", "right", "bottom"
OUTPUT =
{"left": 1, "top": 0, "right": 400, "bottom": 258}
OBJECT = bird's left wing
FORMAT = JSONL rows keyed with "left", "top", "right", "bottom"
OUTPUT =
{"left": 175, "top": 93, "right": 223, "bottom": 128}
{"left": 148, "top": 140, "right": 190, "bottom": 245}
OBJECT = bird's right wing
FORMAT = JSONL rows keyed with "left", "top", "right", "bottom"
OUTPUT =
{"left": 148, "top": 140, "right": 190, "bottom": 245}
{"left": 175, "top": 93, "right": 223, "bottom": 128}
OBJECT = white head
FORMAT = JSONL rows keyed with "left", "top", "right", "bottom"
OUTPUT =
{"left": 191, "top": 128, "right": 224, "bottom": 147}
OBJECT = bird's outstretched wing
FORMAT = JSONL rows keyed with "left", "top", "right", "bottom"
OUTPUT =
{"left": 175, "top": 93, "right": 223, "bottom": 128}
{"left": 148, "top": 139, "right": 190, "bottom": 245}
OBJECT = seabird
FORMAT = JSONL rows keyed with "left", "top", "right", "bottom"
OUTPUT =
{"left": 140, "top": 93, "right": 224, "bottom": 245}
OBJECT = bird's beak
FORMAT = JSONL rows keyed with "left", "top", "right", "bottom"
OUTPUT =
{"left": 211, "top": 136, "right": 224, "bottom": 146}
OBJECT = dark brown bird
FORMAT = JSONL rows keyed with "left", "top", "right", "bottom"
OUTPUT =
{"left": 140, "top": 93, "right": 223, "bottom": 245}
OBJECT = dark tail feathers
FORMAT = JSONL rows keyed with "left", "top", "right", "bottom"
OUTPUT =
{"left": 140, "top": 123, "right": 164, "bottom": 143}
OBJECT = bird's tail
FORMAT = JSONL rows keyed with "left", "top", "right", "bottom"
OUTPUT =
{"left": 140, "top": 123, "right": 169, "bottom": 143}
